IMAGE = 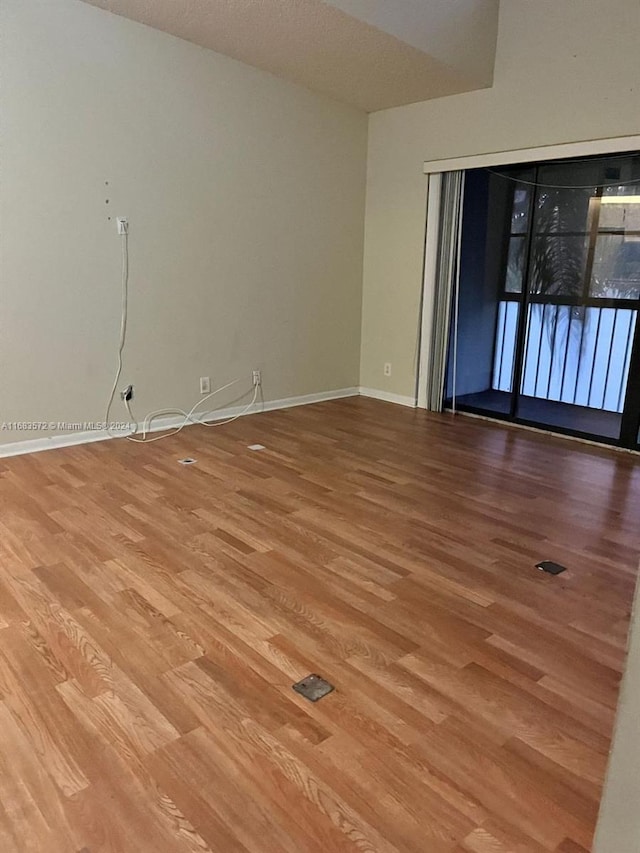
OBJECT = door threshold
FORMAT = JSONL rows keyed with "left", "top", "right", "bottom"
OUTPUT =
{"left": 449, "top": 408, "right": 640, "bottom": 455}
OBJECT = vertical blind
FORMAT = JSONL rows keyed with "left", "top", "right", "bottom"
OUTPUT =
{"left": 426, "top": 170, "right": 464, "bottom": 412}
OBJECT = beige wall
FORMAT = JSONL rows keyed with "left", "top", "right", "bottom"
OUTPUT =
{"left": 360, "top": 0, "right": 640, "bottom": 398}
{"left": 0, "top": 0, "right": 367, "bottom": 446}
{"left": 594, "top": 577, "right": 640, "bottom": 853}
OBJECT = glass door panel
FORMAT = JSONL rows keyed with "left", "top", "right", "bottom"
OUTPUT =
{"left": 444, "top": 167, "right": 531, "bottom": 417}
{"left": 446, "top": 151, "right": 640, "bottom": 449}
{"left": 517, "top": 303, "right": 634, "bottom": 440}
{"left": 514, "top": 156, "right": 640, "bottom": 441}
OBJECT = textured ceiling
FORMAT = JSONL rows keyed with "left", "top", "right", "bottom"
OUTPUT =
{"left": 325, "top": 0, "right": 499, "bottom": 85}
{"left": 78, "top": 0, "right": 499, "bottom": 112}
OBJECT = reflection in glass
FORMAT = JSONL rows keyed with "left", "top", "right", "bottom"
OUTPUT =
{"left": 511, "top": 188, "right": 531, "bottom": 233}
{"left": 591, "top": 234, "right": 640, "bottom": 299}
{"left": 506, "top": 236, "right": 525, "bottom": 293}
{"left": 534, "top": 187, "right": 594, "bottom": 234}
{"left": 529, "top": 235, "right": 588, "bottom": 297}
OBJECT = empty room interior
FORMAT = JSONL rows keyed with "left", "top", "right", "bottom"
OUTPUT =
{"left": 2, "top": 1, "right": 640, "bottom": 851}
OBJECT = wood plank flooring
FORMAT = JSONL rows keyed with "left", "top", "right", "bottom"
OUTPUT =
{"left": 0, "top": 397, "right": 638, "bottom": 852}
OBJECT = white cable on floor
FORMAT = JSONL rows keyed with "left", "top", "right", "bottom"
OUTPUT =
{"left": 126, "top": 379, "right": 239, "bottom": 440}
{"left": 124, "top": 381, "right": 259, "bottom": 444}
{"left": 105, "top": 225, "right": 258, "bottom": 445}
{"left": 104, "top": 227, "right": 130, "bottom": 439}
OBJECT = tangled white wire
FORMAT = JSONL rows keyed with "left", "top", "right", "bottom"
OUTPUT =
{"left": 124, "top": 381, "right": 259, "bottom": 444}
{"left": 105, "top": 227, "right": 257, "bottom": 444}
{"left": 104, "top": 229, "right": 130, "bottom": 439}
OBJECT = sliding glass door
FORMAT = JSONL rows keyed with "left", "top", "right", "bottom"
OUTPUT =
{"left": 445, "top": 152, "right": 640, "bottom": 449}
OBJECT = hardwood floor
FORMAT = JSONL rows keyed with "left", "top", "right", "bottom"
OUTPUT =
{"left": 0, "top": 397, "right": 638, "bottom": 852}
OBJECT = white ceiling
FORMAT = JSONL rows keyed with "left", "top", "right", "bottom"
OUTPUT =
{"left": 79, "top": 0, "right": 499, "bottom": 112}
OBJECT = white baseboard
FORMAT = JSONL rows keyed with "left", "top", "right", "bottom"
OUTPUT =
{"left": 0, "top": 386, "right": 359, "bottom": 459}
{"left": 0, "top": 426, "right": 115, "bottom": 459}
{"left": 359, "top": 387, "right": 417, "bottom": 408}
{"left": 258, "top": 386, "right": 359, "bottom": 413}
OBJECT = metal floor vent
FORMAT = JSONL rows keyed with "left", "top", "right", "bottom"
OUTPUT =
{"left": 536, "top": 560, "right": 567, "bottom": 575}
{"left": 292, "top": 674, "right": 334, "bottom": 702}
{"left": 178, "top": 457, "right": 198, "bottom": 465}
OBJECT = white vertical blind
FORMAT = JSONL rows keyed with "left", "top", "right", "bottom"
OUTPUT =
{"left": 426, "top": 170, "right": 464, "bottom": 411}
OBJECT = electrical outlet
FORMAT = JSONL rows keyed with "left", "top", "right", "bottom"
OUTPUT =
{"left": 116, "top": 217, "right": 128, "bottom": 235}
{"left": 384, "top": 362, "right": 392, "bottom": 377}
{"left": 199, "top": 376, "right": 211, "bottom": 394}
{"left": 120, "top": 384, "right": 134, "bottom": 401}
{"left": 252, "top": 369, "right": 262, "bottom": 387}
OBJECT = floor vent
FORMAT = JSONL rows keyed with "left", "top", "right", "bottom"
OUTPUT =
{"left": 178, "top": 457, "right": 198, "bottom": 465}
{"left": 292, "top": 674, "right": 334, "bottom": 702}
{"left": 536, "top": 560, "right": 567, "bottom": 575}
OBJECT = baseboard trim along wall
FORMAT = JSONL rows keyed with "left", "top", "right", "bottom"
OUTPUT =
{"left": 0, "top": 386, "right": 422, "bottom": 458}
{"left": 358, "top": 387, "right": 418, "bottom": 408}
{"left": 0, "top": 386, "right": 360, "bottom": 458}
